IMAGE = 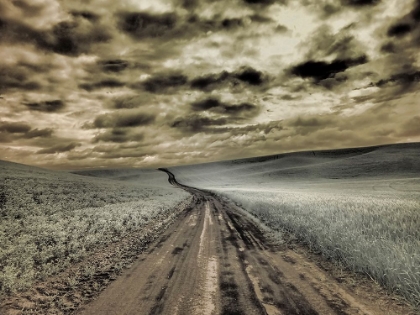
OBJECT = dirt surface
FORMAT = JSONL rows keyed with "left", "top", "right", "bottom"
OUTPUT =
{"left": 75, "top": 172, "right": 417, "bottom": 315}
{"left": 0, "top": 198, "right": 192, "bottom": 315}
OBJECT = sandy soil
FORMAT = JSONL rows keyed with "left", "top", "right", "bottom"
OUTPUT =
{"left": 75, "top": 173, "right": 417, "bottom": 315}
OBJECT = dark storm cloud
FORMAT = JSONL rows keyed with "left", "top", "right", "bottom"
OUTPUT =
{"left": 191, "top": 98, "right": 221, "bottom": 111}
{"left": 190, "top": 71, "right": 230, "bottom": 90}
{"left": 249, "top": 14, "right": 273, "bottom": 23}
{"left": 290, "top": 56, "right": 368, "bottom": 82}
{"left": 235, "top": 67, "right": 265, "bottom": 85}
{"left": 37, "top": 142, "right": 80, "bottom": 154}
{"left": 117, "top": 10, "right": 270, "bottom": 43}
{"left": 242, "top": 0, "right": 285, "bottom": 6}
{"left": 0, "top": 121, "right": 31, "bottom": 134}
{"left": 387, "top": 23, "right": 413, "bottom": 37}
{"left": 302, "top": 25, "right": 366, "bottom": 61}
{"left": 0, "top": 121, "right": 53, "bottom": 143}
{"left": 173, "top": 95, "right": 260, "bottom": 133}
{"left": 117, "top": 11, "right": 178, "bottom": 39}
{"left": 0, "top": 15, "right": 111, "bottom": 56}
{"left": 380, "top": 42, "right": 396, "bottom": 53}
{"left": 79, "top": 79, "right": 125, "bottom": 91}
{"left": 220, "top": 18, "right": 245, "bottom": 30}
{"left": 288, "top": 116, "right": 333, "bottom": 128}
{"left": 0, "top": 65, "right": 42, "bottom": 92}
{"left": 275, "top": 24, "right": 289, "bottom": 33}
{"left": 375, "top": 1, "right": 420, "bottom": 99}
{"left": 375, "top": 71, "right": 420, "bottom": 88}
{"left": 223, "top": 103, "right": 257, "bottom": 114}
{"left": 111, "top": 95, "right": 153, "bottom": 109}
{"left": 175, "top": 0, "right": 200, "bottom": 10}
{"left": 137, "top": 73, "right": 188, "bottom": 93}
{"left": 99, "top": 59, "right": 130, "bottom": 73}
{"left": 190, "top": 67, "right": 267, "bottom": 91}
{"left": 341, "top": 0, "right": 380, "bottom": 6}
{"left": 381, "top": 0, "right": 420, "bottom": 40}
{"left": 93, "top": 111, "right": 155, "bottom": 129}
{"left": 243, "top": 0, "right": 274, "bottom": 4}
{"left": 25, "top": 128, "right": 54, "bottom": 139}
{"left": 279, "top": 94, "right": 302, "bottom": 101}
{"left": 413, "top": 0, "right": 420, "bottom": 22}
{"left": 93, "top": 128, "right": 145, "bottom": 143}
{"left": 191, "top": 97, "right": 259, "bottom": 116}
{"left": 24, "top": 100, "right": 65, "bottom": 112}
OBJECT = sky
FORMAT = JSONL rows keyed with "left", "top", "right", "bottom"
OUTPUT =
{"left": 0, "top": 0, "right": 419, "bottom": 170}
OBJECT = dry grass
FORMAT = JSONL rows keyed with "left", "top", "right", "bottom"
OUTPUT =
{"left": 0, "top": 161, "right": 189, "bottom": 295}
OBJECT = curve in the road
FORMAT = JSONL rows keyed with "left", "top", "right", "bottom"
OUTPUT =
{"left": 76, "top": 170, "right": 414, "bottom": 315}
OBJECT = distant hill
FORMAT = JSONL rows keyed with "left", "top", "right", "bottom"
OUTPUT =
{"left": 169, "top": 142, "right": 420, "bottom": 185}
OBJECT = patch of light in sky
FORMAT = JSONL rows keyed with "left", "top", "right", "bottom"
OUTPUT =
{"left": 125, "top": 0, "right": 173, "bottom": 13}
{"left": 348, "top": 87, "right": 379, "bottom": 99}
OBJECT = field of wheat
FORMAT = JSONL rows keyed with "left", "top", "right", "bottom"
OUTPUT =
{"left": 169, "top": 144, "right": 420, "bottom": 306}
{"left": 0, "top": 161, "right": 189, "bottom": 295}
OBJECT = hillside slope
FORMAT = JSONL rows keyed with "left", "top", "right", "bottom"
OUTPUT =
{"left": 0, "top": 160, "right": 190, "bottom": 296}
{"left": 168, "top": 142, "right": 420, "bottom": 308}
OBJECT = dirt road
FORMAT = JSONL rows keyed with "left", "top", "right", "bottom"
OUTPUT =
{"left": 76, "top": 172, "right": 414, "bottom": 315}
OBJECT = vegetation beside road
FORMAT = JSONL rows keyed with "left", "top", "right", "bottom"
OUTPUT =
{"left": 0, "top": 161, "right": 190, "bottom": 296}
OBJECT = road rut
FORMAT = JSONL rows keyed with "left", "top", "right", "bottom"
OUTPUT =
{"left": 76, "top": 172, "right": 415, "bottom": 315}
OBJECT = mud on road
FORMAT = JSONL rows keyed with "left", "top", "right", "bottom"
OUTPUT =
{"left": 77, "top": 172, "right": 416, "bottom": 315}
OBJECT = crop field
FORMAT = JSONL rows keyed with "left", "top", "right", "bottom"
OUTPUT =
{"left": 0, "top": 160, "right": 190, "bottom": 296}
{"left": 169, "top": 143, "right": 420, "bottom": 307}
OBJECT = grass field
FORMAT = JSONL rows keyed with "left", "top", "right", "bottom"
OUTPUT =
{"left": 0, "top": 161, "right": 189, "bottom": 295}
{"left": 169, "top": 143, "right": 420, "bottom": 307}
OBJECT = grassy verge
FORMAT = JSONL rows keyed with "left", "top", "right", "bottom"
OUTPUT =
{"left": 0, "top": 162, "right": 189, "bottom": 296}
{"left": 212, "top": 187, "right": 420, "bottom": 308}
{"left": 0, "top": 197, "right": 193, "bottom": 314}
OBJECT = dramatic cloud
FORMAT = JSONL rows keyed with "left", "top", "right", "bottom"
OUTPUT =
{"left": 242, "top": 0, "right": 277, "bottom": 6}
{"left": 93, "top": 129, "right": 145, "bottom": 143}
{"left": 190, "top": 67, "right": 267, "bottom": 91}
{"left": 93, "top": 111, "right": 155, "bottom": 129}
{"left": 342, "top": 0, "right": 380, "bottom": 6}
{"left": 111, "top": 95, "right": 154, "bottom": 109}
{"left": 79, "top": 79, "right": 125, "bottom": 91}
{"left": 0, "top": 0, "right": 418, "bottom": 169}
{"left": 0, "top": 121, "right": 53, "bottom": 144}
{"left": 0, "top": 65, "right": 42, "bottom": 92}
{"left": 290, "top": 56, "right": 368, "bottom": 82}
{"left": 117, "top": 11, "right": 178, "bottom": 39}
{"left": 0, "top": 14, "right": 112, "bottom": 56}
{"left": 24, "top": 100, "right": 65, "bottom": 112}
{"left": 99, "top": 59, "right": 130, "bottom": 73}
{"left": 139, "top": 73, "right": 188, "bottom": 93}
{"left": 70, "top": 10, "right": 100, "bottom": 22}
{"left": 235, "top": 67, "right": 265, "bottom": 85}
{"left": 190, "top": 72, "right": 230, "bottom": 91}
{"left": 25, "top": 128, "right": 54, "bottom": 139}
{"left": 0, "top": 121, "right": 31, "bottom": 134}
{"left": 191, "top": 97, "right": 259, "bottom": 117}
{"left": 37, "top": 142, "right": 80, "bottom": 154}
{"left": 171, "top": 115, "right": 229, "bottom": 132}
{"left": 387, "top": 23, "right": 413, "bottom": 37}
{"left": 375, "top": 71, "right": 420, "bottom": 88}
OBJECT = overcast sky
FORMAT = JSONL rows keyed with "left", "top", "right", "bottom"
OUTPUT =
{"left": 0, "top": 0, "right": 419, "bottom": 169}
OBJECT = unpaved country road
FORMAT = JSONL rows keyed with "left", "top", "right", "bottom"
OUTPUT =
{"left": 76, "top": 172, "right": 413, "bottom": 315}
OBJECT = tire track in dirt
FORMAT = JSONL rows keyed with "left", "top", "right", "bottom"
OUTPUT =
{"left": 75, "top": 171, "right": 417, "bottom": 315}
